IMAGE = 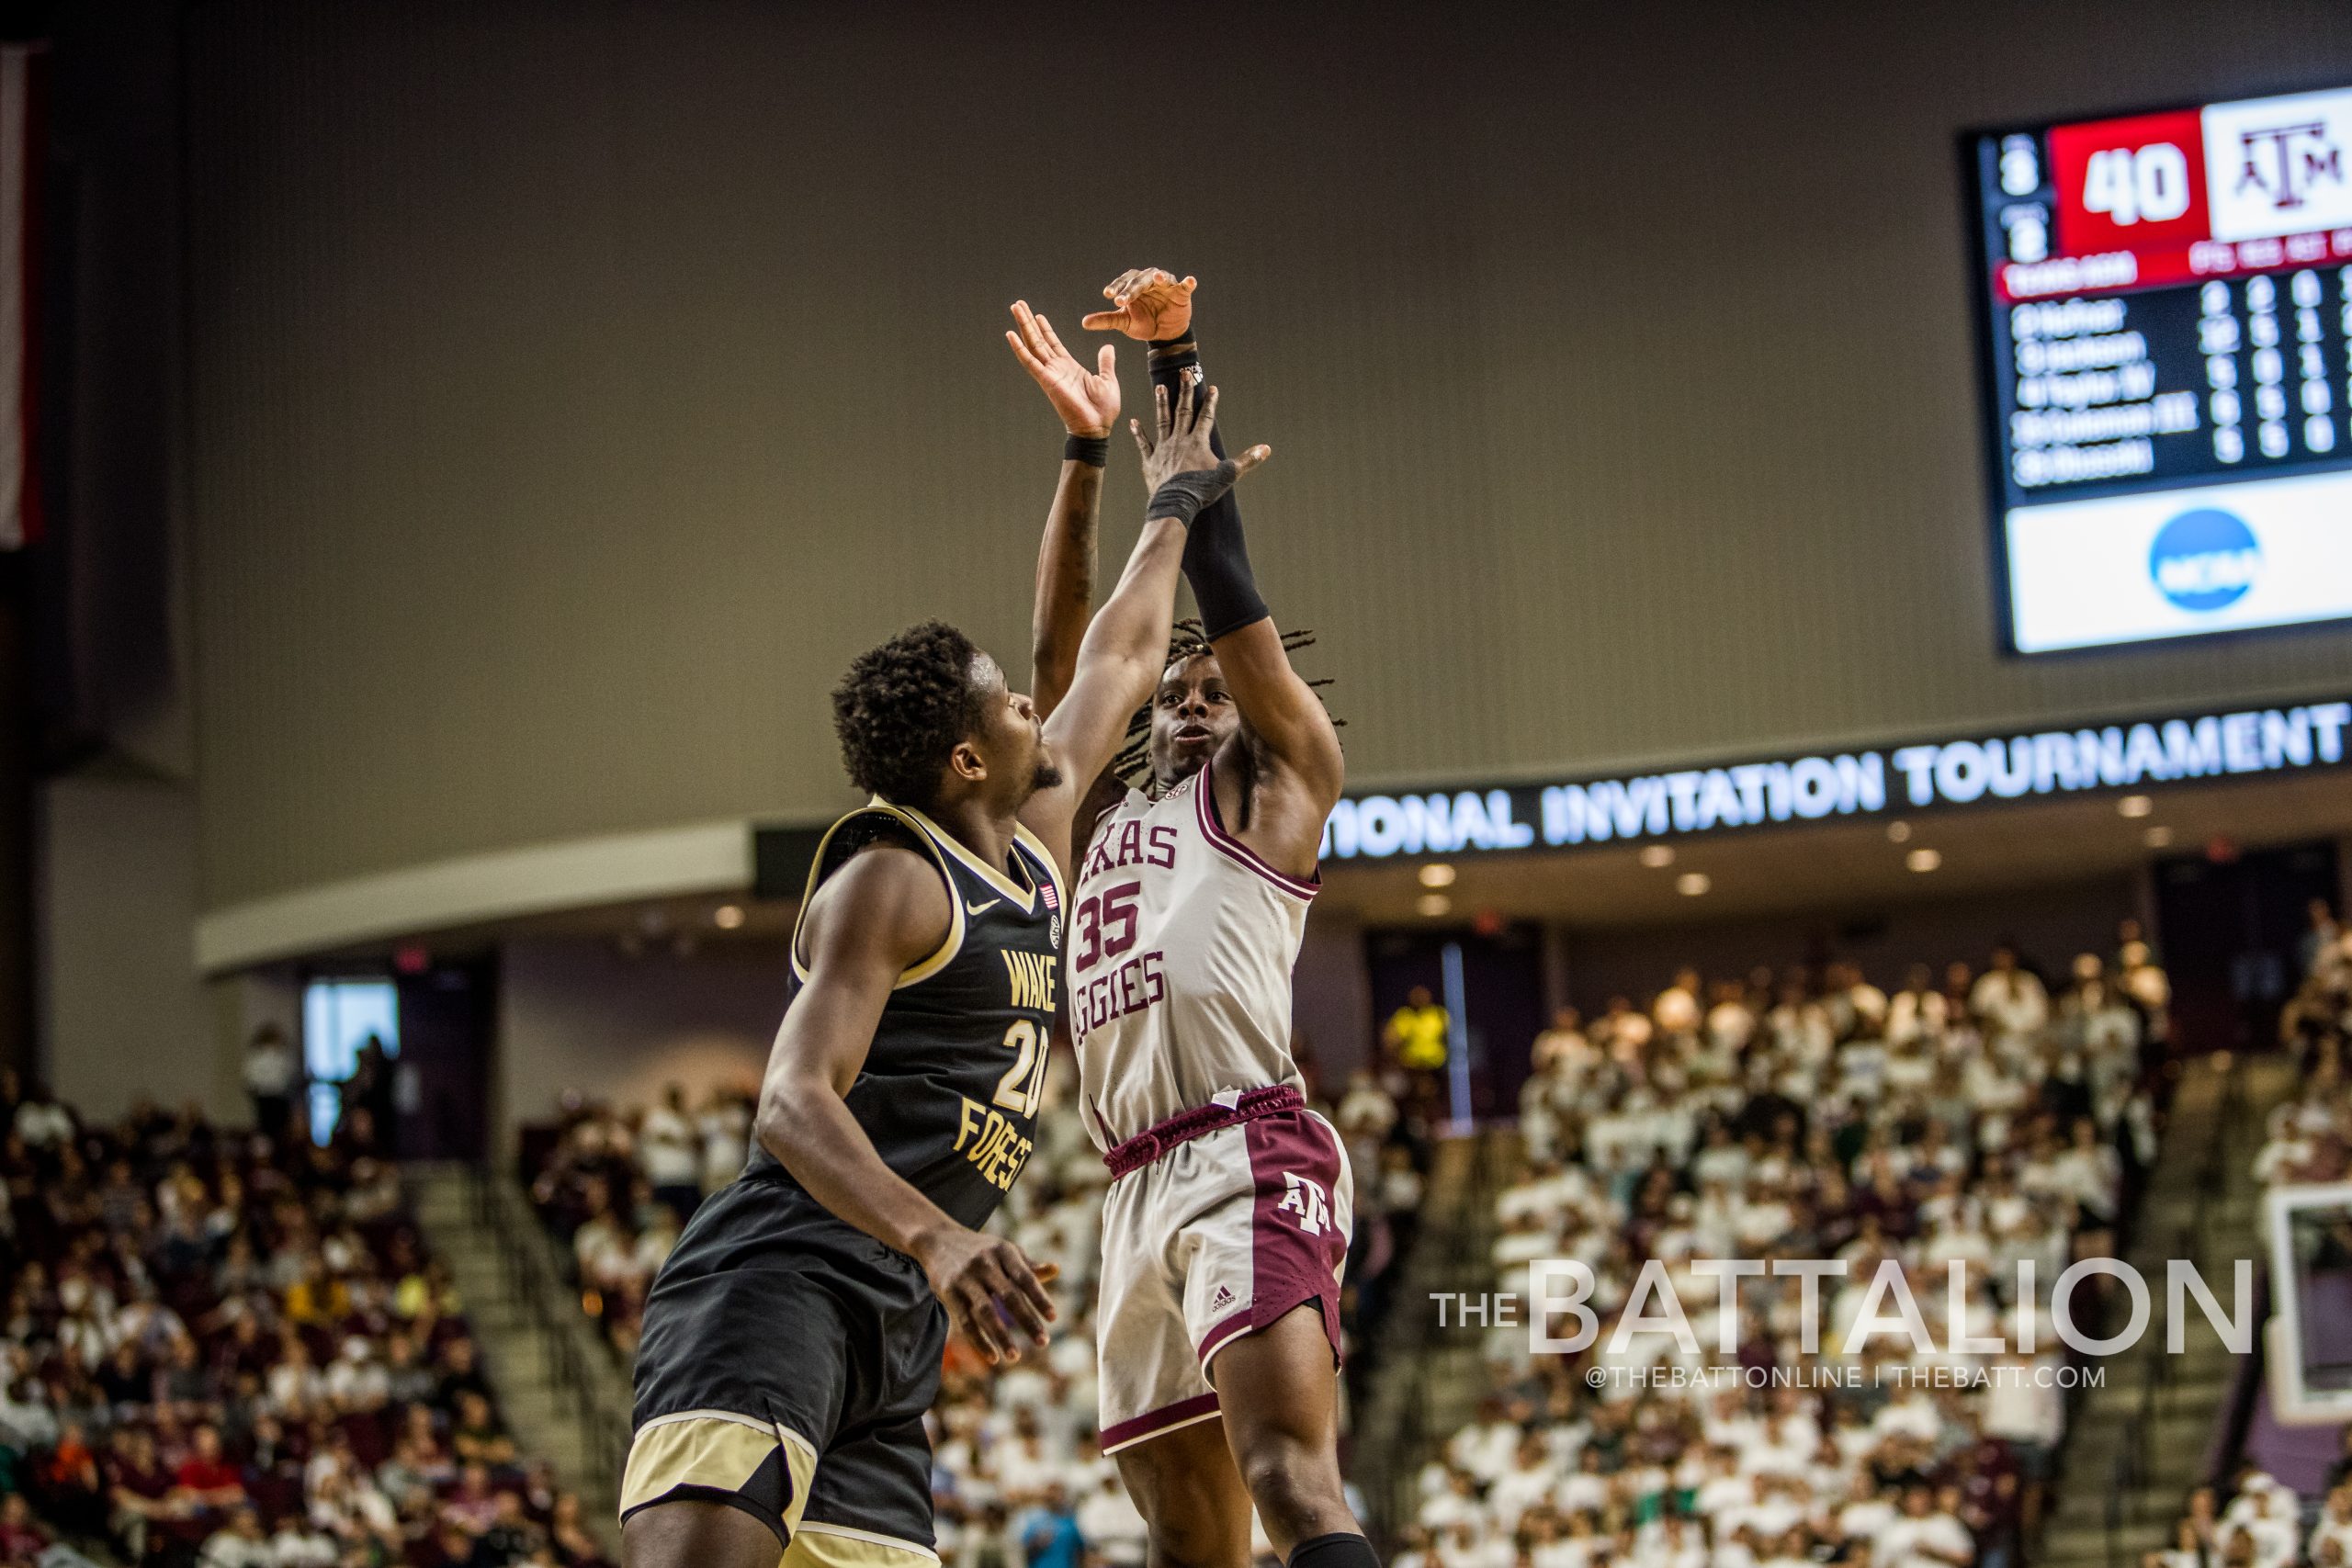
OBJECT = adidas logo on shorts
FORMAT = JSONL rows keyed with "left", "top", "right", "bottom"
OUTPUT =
{"left": 1211, "top": 1285, "right": 1236, "bottom": 1311}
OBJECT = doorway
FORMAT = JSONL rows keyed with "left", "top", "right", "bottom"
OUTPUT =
{"left": 1364, "top": 922, "right": 1545, "bottom": 1123}
{"left": 2153, "top": 839, "right": 2341, "bottom": 1055}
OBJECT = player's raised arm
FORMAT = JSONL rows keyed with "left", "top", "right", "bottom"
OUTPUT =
{"left": 1106, "top": 275, "right": 1345, "bottom": 851}
{"left": 1004, "top": 300, "right": 1117, "bottom": 717}
{"left": 1019, "top": 376, "right": 1268, "bottom": 869}
{"left": 752, "top": 844, "right": 1056, "bottom": 1364}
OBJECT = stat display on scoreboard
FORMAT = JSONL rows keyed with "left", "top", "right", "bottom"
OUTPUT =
{"left": 1967, "top": 86, "right": 2352, "bottom": 653}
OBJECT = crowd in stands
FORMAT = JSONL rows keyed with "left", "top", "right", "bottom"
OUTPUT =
{"left": 526, "top": 1041, "right": 1427, "bottom": 1568}
{"left": 0, "top": 1076, "right": 608, "bottom": 1568}
{"left": 2253, "top": 902, "right": 2352, "bottom": 1194}
{"left": 2148, "top": 902, "right": 2352, "bottom": 1568}
{"left": 1398, "top": 935, "right": 2175, "bottom": 1568}
{"left": 522, "top": 1085, "right": 752, "bottom": 1357}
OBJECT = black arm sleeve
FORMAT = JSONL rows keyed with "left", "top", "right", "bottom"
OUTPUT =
{"left": 1150, "top": 333, "right": 1271, "bottom": 641}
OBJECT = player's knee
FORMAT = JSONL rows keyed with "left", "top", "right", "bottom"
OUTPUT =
{"left": 1143, "top": 1511, "right": 1238, "bottom": 1568}
{"left": 1234, "top": 1434, "right": 1346, "bottom": 1539}
{"left": 1118, "top": 1447, "right": 1249, "bottom": 1568}
{"left": 1131, "top": 1482, "right": 1247, "bottom": 1568}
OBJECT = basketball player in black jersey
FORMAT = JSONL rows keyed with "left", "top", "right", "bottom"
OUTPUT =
{"left": 619, "top": 329, "right": 1269, "bottom": 1568}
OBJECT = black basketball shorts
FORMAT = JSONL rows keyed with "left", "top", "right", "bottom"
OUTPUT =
{"left": 621, "top": 1183, "right": 946, "bottom": 1568}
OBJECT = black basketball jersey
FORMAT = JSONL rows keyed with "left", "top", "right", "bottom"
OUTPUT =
{"left": 743, "top": 799, "right": 1065, "bottom": 1233}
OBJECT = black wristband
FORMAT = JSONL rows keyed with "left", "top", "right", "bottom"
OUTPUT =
{"left": 1148, "top": 333, "right": 1201, "bottom": 376}
{"left": 1145, "top": 463, "right": 1239, "bottom": 525}
{"left": 1063, "top": 434, "right": 1108, "bottom": 468}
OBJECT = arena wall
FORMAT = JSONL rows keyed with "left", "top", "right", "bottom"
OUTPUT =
{"left": 38, "top": 775, "right": 230, "bottom": 1118}
{"left": 179, "top": 1, "right": 2352, "bottom": 918}
{"left": 493, "top": 937, "right": 779, "bottom": 1146}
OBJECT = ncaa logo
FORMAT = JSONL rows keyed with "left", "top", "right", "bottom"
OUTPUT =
{"left": 2148, "top": 507, "right": 2260, "bottom": 613}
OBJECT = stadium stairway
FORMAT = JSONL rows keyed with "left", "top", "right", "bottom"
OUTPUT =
{"left": 2031, "top": 1053, "right": 2286, "bottom": 1568}
{"left": 408, "top": 1164, "right": 632, "bottom": 1553}
{"left": 1356, "top": 1129, "right": 1519, "bottom": 1546}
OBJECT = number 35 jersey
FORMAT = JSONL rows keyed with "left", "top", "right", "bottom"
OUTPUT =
{"left": 1070, "top": 755, "right": 1317, "bottom": 1151}
{"left": 750, "top": 800, "right": 1066, "bottom": 1233}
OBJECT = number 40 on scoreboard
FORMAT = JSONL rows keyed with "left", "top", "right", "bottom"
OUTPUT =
{"left": 2046, "top": 107, "right": 2211, "bottom": 254}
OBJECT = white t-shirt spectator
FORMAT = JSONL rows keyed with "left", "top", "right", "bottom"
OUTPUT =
{"left": 269, "top": 1524, "right": 337, "bottom": 1568}
{"left": 1982, "top": 1359, "right": 2064, "bottom": 1446}
{"left": 13, "top": 1098, "right": 72, "bottom": 1147}
{"left": 245, "top": 1040, "right": 297, "bottom": 1099}
{"left": 641, "top": 1105, "right": 701, "bottom": 1187}
{"left": 698, "top": 1100, "right": 752, "bottom": 1190}
{"left": 1970, "top": 969, "right": 2048, "bottom": 1038}
{"left": 1876, "top": 1506, "right": 1972, "bottom": 1568}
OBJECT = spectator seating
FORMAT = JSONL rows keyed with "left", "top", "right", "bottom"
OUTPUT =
{"left": 0, "top": 1088, "right": 609, "bottom": 1568}
{"left": 2147, "top": 915, "right": 2352, "bottom": 1568}
{"left": 1397, "top": 942, "right": 2170, "bottom": 1568}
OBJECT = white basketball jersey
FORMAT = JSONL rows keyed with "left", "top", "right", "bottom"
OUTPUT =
{"left": 1069, "top": 755, "right": 1317, "bottom": 1150}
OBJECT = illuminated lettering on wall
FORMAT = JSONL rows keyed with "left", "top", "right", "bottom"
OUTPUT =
{"left": 1318, "top": 700, "right": 2351, "bottom": 862}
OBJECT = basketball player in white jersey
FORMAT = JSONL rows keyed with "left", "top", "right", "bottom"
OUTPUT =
{"left": 1016, "top": 272, "right": 1370, "bottom": 1568}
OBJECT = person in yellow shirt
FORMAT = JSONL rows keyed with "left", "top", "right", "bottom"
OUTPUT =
{"left": 282, "top": 1256, "right": 350, "bottom": 1326}
{"left": 1384, "top": 987, "right": 1451, "bottom": 1071}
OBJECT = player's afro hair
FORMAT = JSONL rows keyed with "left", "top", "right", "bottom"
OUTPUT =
{"left": 831, "top": 620, "right": 988, "bottom": 809}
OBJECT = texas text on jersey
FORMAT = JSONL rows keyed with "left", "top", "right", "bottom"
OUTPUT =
{"left": 1069, "top": 756, "right": 1316, "bottom": 1151}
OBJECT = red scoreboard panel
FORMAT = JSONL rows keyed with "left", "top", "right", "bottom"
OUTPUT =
{"left": 1967, "top": 86, "right": 2352, "bottom": 653}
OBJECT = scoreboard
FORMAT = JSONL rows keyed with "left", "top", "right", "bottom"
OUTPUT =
{"left": 1967, "top": 86, "right": 2352, "bottom": 653}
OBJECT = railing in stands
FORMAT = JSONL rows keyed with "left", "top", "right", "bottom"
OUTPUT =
{"left": 2101, "top": 1054, "right": 2244, "bottom": 1568}
{"left": 456, "top": 1166, "right": 634, "bottom": 1519}
{"left": 1367, "top": 1131, "right": 1511, "bottom": 1550}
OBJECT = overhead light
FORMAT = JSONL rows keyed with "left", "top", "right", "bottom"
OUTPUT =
{"left": 1906, "top": 848, "right": 1942, "bottom": 873}
{"left": 1638, "top": 844, "right": 1676, "bottom": 868}
{"left": 2118, "top": 795, "right": 2154, "bottom": 818}
{"left": 1416, "top": 893, "right": 1453, "bottom": 918}
{"left": 1418, "top": 863, "right": 1456, "bottom": 888}
{"left": 714, "top": 904, "right": 746, "bottom": 930}
{"left": 1675, "top": 873, "right": 1711, "bottom": 897}
{"left": 1886, "top": 820, "right": 1913, "bottom": 844}
{"left": 2143, "top": 825, "right": 2175, "bottom": 848}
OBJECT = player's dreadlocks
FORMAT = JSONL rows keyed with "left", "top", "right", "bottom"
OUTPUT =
{"left": 1110, "top": 618, "right": 1339, "bottom": 786}
{"left": 831, "top": 620, "right": 987, "bottom": 810}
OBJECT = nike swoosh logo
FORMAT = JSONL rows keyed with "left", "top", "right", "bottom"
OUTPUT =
{"left": 965, "top": 897, "right": 994, "bottom": 916}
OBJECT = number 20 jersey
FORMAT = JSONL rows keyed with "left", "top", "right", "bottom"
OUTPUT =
{"left": 1069, "top": 755, "right": 1317, "bottom": 1151}
{"left": 750, "top": 800, "right": 1065, "bottom": 1233}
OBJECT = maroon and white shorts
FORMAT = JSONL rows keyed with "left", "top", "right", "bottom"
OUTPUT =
{"left": 1094, "top": 1088, "right": 1354, "bottom": 1454}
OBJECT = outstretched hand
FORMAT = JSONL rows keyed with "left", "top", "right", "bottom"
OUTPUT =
{"left": 1134, "top": 375, "right": 1268, "bottom": 499}
{"left": 1082, "top": 267, "right": 1196, "bottom": 342}
{"left": 1006, "top": 301, "right": 1120, "bottom": 437}
{"left": 914, "top": 1225, "right": 1061, "bottom": 1365}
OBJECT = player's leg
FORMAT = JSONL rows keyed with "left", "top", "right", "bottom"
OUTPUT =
{"left": 783, "top": 1410, "right": 942, "bottom": 1568}
{"left": 1098, "top": 1161, "right": 1256, "bottom": 1568}
{"left": 1186, "top": 1111, "right": 1374, "bottom": 1568}
{"left": 1205, "top": 1304, "right": 1364, "bottom": 1554}
{"left": 621, "top": 1258, "right": 839, "bottom": 1568}
{"left": 1111, "top": 1419, "right": 1254, "bottom": 1568}
{"left": 624, "top": 1500, "right": 782, "bottom": 1568}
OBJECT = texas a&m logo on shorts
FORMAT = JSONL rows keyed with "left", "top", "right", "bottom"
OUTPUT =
{"left": 1275, "top": 1170, "right": 1332, "bottom": 1235}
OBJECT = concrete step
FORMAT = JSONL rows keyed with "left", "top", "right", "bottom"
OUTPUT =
{"left": 2032, "top": 1057, "right": 2288, "bottom": 1562}
{"left": 407, "top": 1164, "right": 632, "bottom": 1558}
